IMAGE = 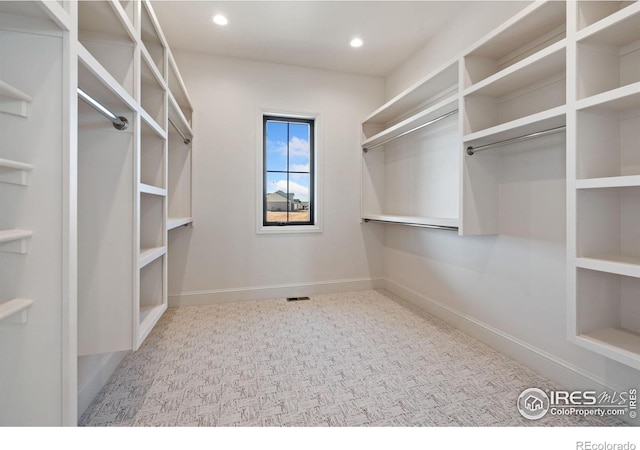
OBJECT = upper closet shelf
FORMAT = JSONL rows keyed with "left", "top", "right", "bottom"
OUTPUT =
{"left": 464, "top": 0, "right": 566, "bottom": 64}
{"left": 576, "top": 1, "right": 640, "bottom": 45}
{"left": 362, "top": 95, "right": 457, "bottom": 151}
{"left": 168, "top": 51, "right": 194, "bottom": 124}
{"left": 464, "top": 105, "right": 566, "bottom": 150}
{"left": 141, "top": 46, "right": 167, "bottom": 92}
{"left": 0, "top": 1, "right": 71, "bottom": 33}
{"left": 0, "top": 79, "right": 32, "bottom": 117}
{"left": 363, "top": 60, "right": 459, "bottom": 128}
{"left": 464, "top": 40, "right": 566, "bottom": 97}
{"left": 141, "top": 0, "right": 169, "bottom": 77}
{"left": 78, "top": 0, "right": 137, "bottom": 43}
{"left": 140, "top": 108, "right": 166, "bottom": 140}
{"left": 78, "top": 44, "right": 137, "bottom": 113}
{"left": 168, "top": 92, "right": 193, "bottom": 142}
{"left": 0, "top": 158, "right": 34, "bottom": 186}
{"left": 0, "top": 298, "right": 34, "bottom": 325}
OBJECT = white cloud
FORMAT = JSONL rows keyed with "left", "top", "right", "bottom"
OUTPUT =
{"left": 268, "top": 137, "right": 309, "bottom": 158}
{"left": 271, "top": 179, "right": 309, "bottom": 201}
{"left": 291, "top": 163, "right": 309, "bottom": 172}
{"left": 289, "top": 136, "right": 309, "bottom": 157}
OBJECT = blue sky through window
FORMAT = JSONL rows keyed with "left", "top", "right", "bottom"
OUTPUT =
{"left": 265, "top": 120, "right": 311, "bottom": 202}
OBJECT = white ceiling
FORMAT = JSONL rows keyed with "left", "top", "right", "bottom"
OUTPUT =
{"left": 151, "top": 1, "right": 469, "bottom": 77}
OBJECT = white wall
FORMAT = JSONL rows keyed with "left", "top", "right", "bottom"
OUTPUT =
{"left": 168, "top": 52, "right": 385, "bottom": 305}
{"left": 382, "top": 1, "right": 640, "bottom": 397}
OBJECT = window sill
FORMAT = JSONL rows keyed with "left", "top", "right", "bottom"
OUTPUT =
{"left": 257, "top": 224, "right": 322, "bottom": 235}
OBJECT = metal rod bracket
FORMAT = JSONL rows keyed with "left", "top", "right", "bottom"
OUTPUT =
{"left": 113, "top": 116, "right": 128, "bottom": 131}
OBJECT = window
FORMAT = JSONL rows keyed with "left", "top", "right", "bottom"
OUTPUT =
{"left": 263, "top": 115, "right": 315, "bottom": 227}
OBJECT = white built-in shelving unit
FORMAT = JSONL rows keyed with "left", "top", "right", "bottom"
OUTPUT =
{"left": 0, "top": 0, "right": 75, "bottom": 425}
{"left": 361, "top": 60, "right": 460, "bottom": 231}
{"left": 460, "top": 0, "right": 567, "bottom": 236}
{"left": 0, "top": 0, "right": 195, "bottom": 422}
{"left": 167, "top": 51, "right": 194, "bottom": 232}
{"left": 361, "top": 0, "right": 640, "bottom": 372}
{"left": 361, "top": 0, "right": 568, "bottom": 237}
{"left": 77, "top": 0, "right": 193, "bottom": 358}
{"left": 569, "top": 0, "right": 640, "bottom": 371}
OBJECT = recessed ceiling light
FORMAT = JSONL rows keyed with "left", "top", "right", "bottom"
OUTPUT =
{"left": 350, "top": 38, "right": 363, "bottom": 48}
{"left": 213, "top": 14, "right": 228, "bottom": 26}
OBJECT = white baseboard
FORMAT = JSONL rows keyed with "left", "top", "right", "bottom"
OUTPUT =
{"left": 169, "top": 277, "right": 385, "bottom": 307}
{"left": 383, "top": 279, "right": 625, "bottom": 398}
{"left": 77, "top": 351, "right": 127, "bottom": 419}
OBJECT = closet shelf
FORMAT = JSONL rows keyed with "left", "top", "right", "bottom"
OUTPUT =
{"left": 141, "top": 0, "right": 168, "bottom": 50}
{"left": 466, "top": 1, "right": 566, "bottom": 63}
{"left": 362, "top": 214, "right": 459, "bottom": 230}
{"left": 78, "top": 44, "right": 137, "bottom": 113}
{"left": 139, "top": 246, "right": 166, "bottom": 269}
{"left": 464, "top": 40, "right": 566, "bottom": 98}
{"left": 141, "top": 45, "right": 166, "bottom": 91}
{"left": 0, "top": 229, "right": 32, "bottom": 254}
{"left": 0, "top": 298, "right": 33, "bottom": 324}
{"left": 168, "top": 51, "right": 194, "bottom": 119}
{"left": 139, "top": 183, "right": 167, "bottom": 197}
{"left": 576, "top": 81, "right": 640, "bottom": 112}
{"left": 0, "top": 158, "right": 33, "bottom": 186}
{"left": 140, "top": 108, "right": 166, "bottom": 139}
{"left": 79, "top": 0, "right": 136, "bottom": 42}
{"left": 577, "top": 328, "right": 640, "bottom": 371}
{"left": 0, "top": 79, "right": 32, "bottom": 117}
{"left": 363, "top": 60, "right": 458, "bottom": 126}
{"left": 168, "top": 92, "right": 193, "bottom": 141}
{"left": 111, "top": 0, "right": 136, "bottom": 37}
{"left": 463, "top": 105, "right": 566, "bottom": 149}
{"left": 167, "top": 217, "right": 193, "bottom": 231}
{"left": 362, "top": 96, "right": 457, "bottom": 151}
{"left": 577, "top": 256, "right": 640, "bottom": 279}
{"left": 576, "top": 2, "right": 640, "bottom": 46}
{"left": 576, "top": 175, "right": 640, "bottom": 190}
{"left": 0, "top": 1, "right": 72, "bottom": 32}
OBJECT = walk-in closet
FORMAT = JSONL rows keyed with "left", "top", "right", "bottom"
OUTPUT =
{"left": 0, "top": 0, "right": 638, "bottom": 435}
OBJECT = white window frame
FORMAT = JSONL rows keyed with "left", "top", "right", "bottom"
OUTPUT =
{"left": 256, "top": 108, "right": 322, "bottom": 235}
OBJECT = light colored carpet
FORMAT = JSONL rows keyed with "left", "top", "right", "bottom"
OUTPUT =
{"left": 80, "top": 290, "right": 621, "bottom": 426}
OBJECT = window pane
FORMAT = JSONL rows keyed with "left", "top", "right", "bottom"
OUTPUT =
{"left": 265, "top": 120, "right": 287, "bottom": 171}
{"left": 288, "top": 173, "right": 311, "bottom": 223}
{"left": 288, "top": 122, "right": 310, "bottom": 173}
{"left": 265, "top": 172, "right": 289, "bottom": 223}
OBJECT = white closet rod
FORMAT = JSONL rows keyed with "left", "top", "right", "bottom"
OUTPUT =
{"left": 466, "top": 125, "right": 566, "bottom": 155}
{"left": 77, "top": 88, "right": 128, "bottom": 131}
{"left": 169, "top": 117, "right": 191, "bottom": 145}
{"left": 363, "top": 218, "right": 458, "bottom": 231}
{"left": 363, "top": 109, "right": 458, "bottom": 152}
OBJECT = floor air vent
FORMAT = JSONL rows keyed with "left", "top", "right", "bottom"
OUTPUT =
{"left": 287, "top": 296, "right": 310, "bottom": 302}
